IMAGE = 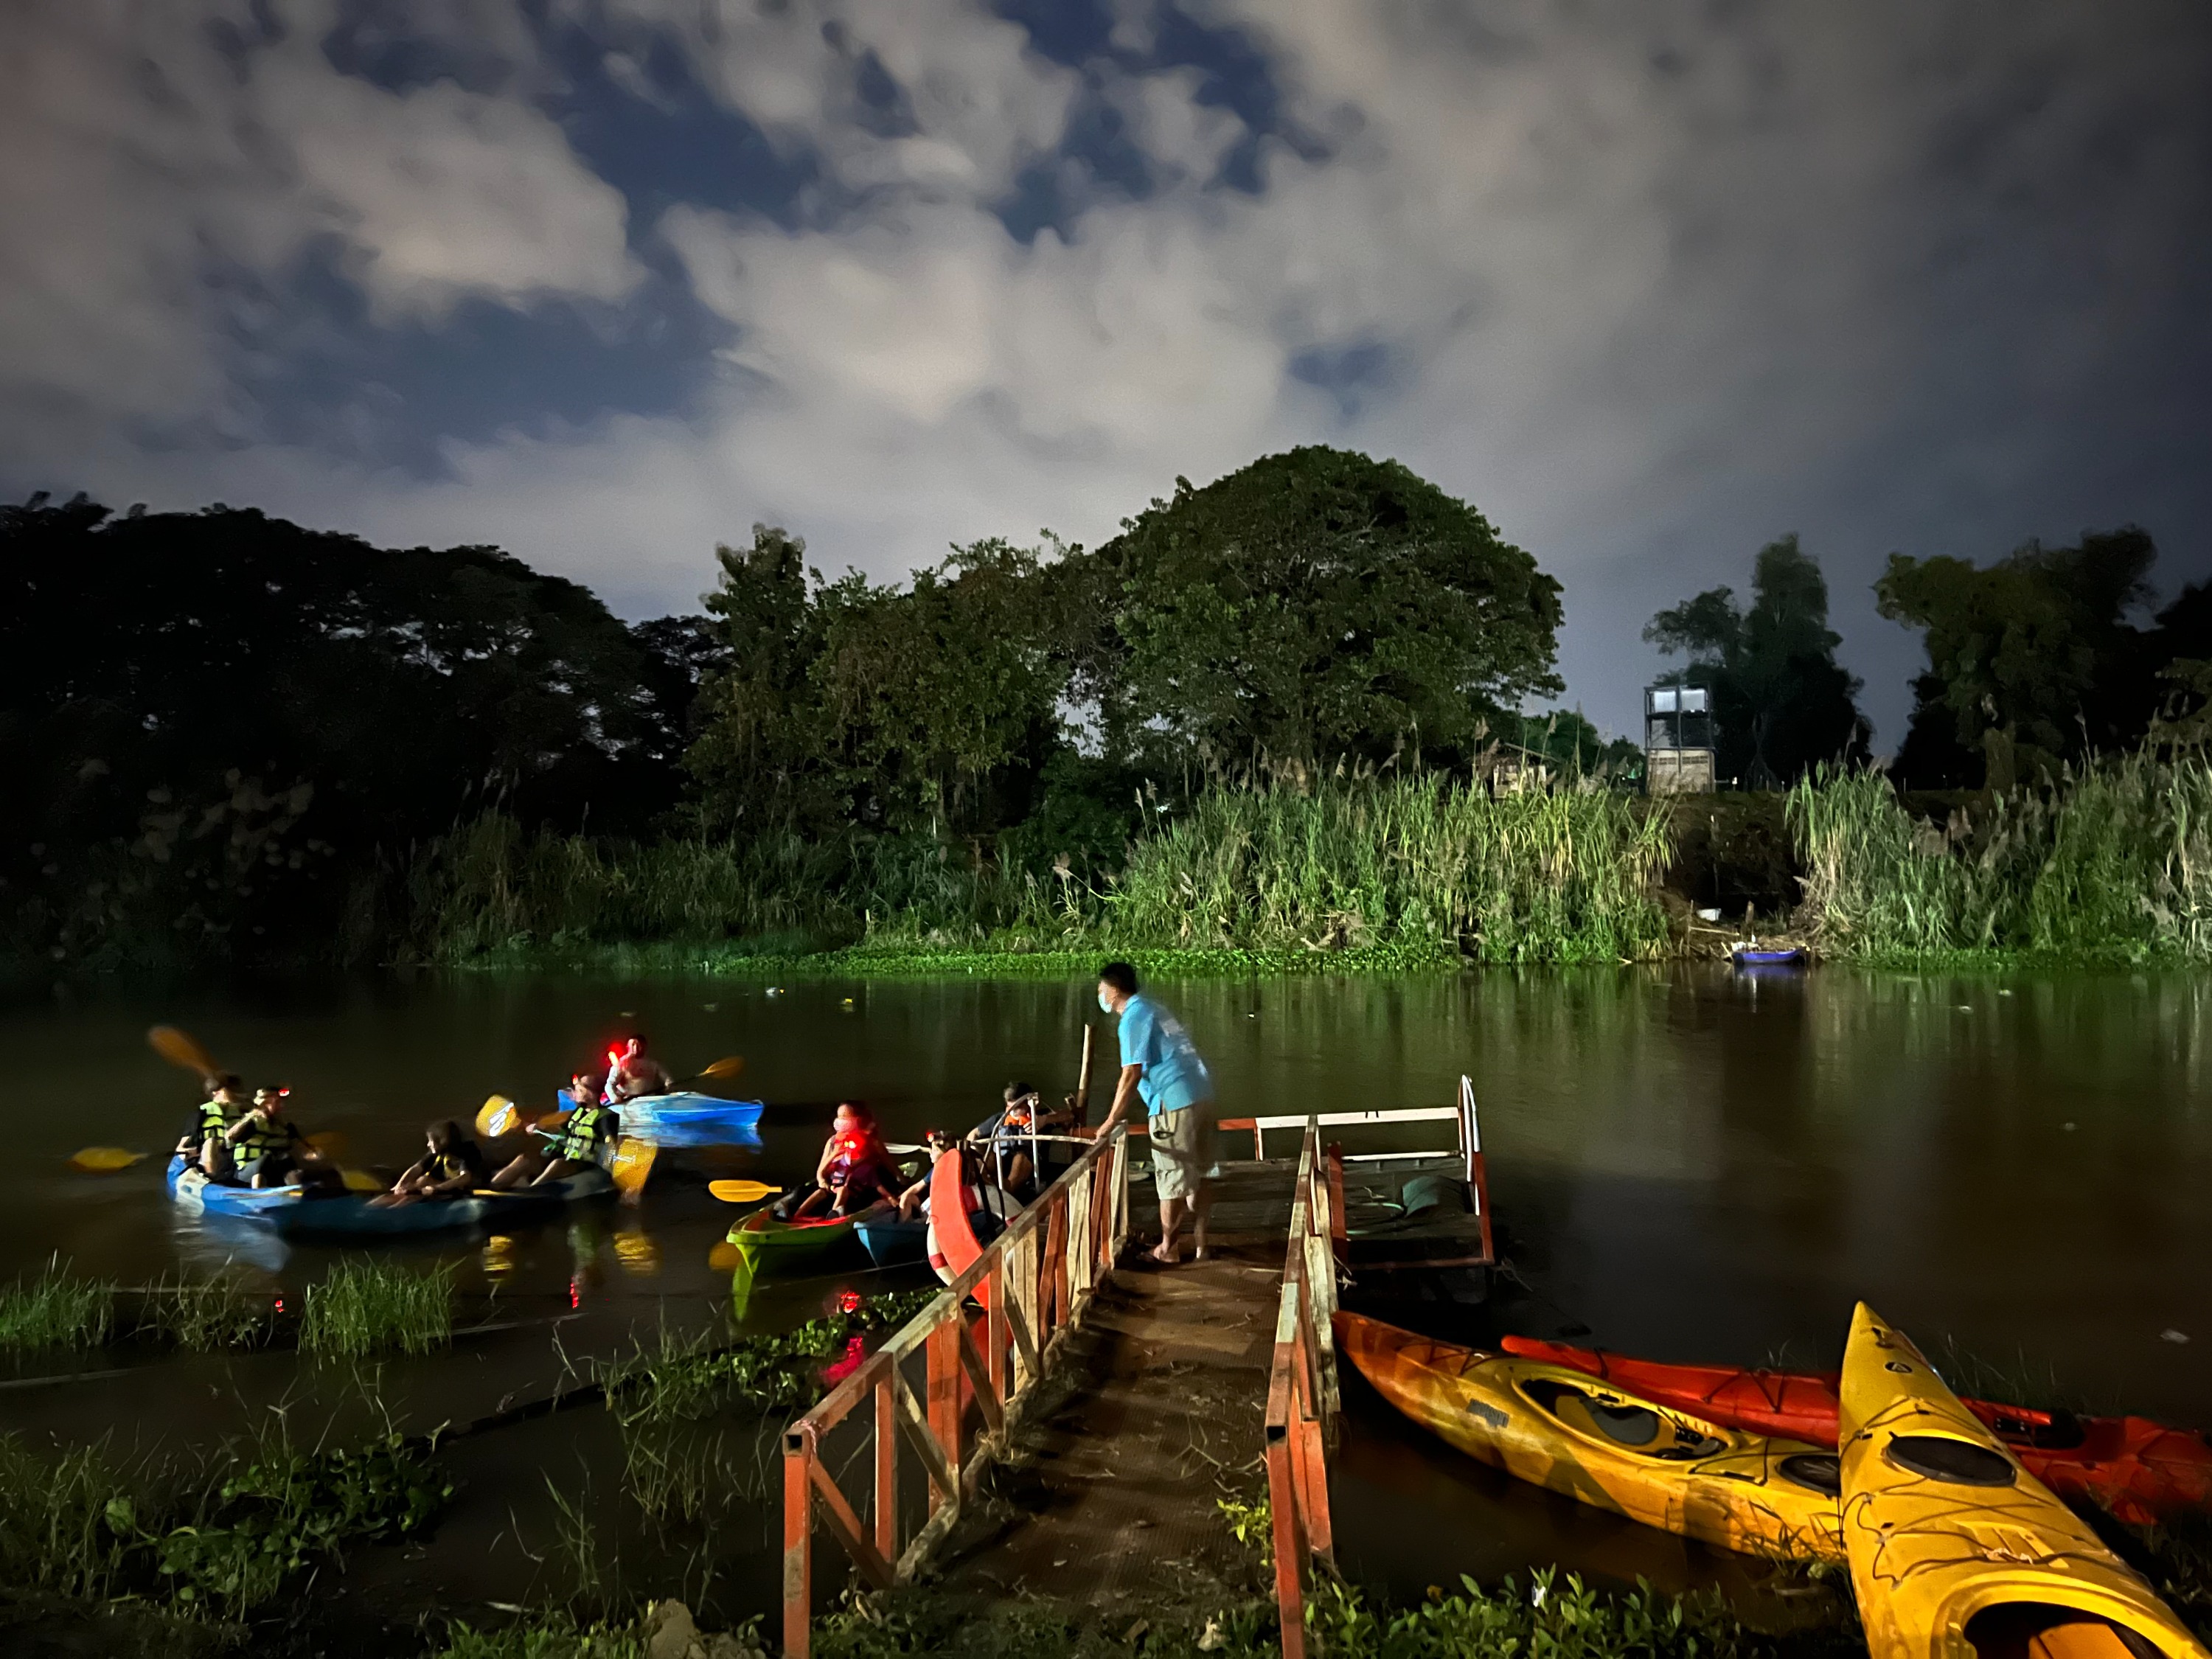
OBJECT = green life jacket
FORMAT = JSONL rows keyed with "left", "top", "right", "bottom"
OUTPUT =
{"left": 233, "top": 1116, "right": 298, "bottom": 1164}
{"left": 432, "top": 1150, "right": 471, "bottom": 1183}
{"left": 197, "top": 1099, "right": 229, "bottom": 1135}
{"left": 555, "top": 1105, "right": 608, "bottom": 1164}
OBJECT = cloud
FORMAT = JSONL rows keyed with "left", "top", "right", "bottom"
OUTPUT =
{"left": 4, "top": 0, "right": 2209, "bottom": 748}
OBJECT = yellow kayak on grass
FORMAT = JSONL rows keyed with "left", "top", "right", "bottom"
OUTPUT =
{"left": 1335, "top": 1311, "right": 1844, "bottom": 1564}
{"left": 1840, "top": 1302, "right": 2210, "bottom": 1659}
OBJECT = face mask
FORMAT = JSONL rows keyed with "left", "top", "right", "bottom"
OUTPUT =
{"left": 1098, "top": 990, "right": 1116, "bottom": 1013}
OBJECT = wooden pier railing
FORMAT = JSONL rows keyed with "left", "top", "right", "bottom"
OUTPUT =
{"left": 1265, "top": 1119, "right": 1340, "bottom": 1659}
{"left": 779, "top": 1124, "right": 1133, "bottom": 1658}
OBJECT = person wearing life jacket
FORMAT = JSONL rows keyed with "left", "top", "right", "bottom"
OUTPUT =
{"left": 605, "top": 1034, "right": 672, "bottom": 1103}
{"left": 785, "top": 1101, "right": 899, "bottom": 1220}
{"left": 490, "top": 1090, "right": 620, "bottom": 1189}
{"left": 967, "top": 1079, "right": 1071, "bottom": 1197}
{"left": 175, "top": 1073, "right": 248, "bottom": 1177}
{"left": 372, "top": 1120, "right": 490, "bottom": 1208}
{"left": 222, "top": 1086, "right": 339, "bottom": 1192}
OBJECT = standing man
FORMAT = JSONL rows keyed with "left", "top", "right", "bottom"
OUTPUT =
{"left": 1093, "top": 961, "right": 1219, "bottom": 1265}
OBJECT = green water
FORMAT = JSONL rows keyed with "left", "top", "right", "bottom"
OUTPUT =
{"left": 4, "top": 963, "right": 2210, "bottom": 1621}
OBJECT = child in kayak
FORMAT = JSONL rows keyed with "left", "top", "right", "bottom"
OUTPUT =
{"left": 223, "top": 1087, "right": 341, "bottom": 1192}
{"left": 894, "top": 1127, "right": 959, "bottom": 1220}
{"left": 372, "top": 1121, "right": 490, "bottom": 1208}
{"left": 175, "top": 1073, "right": 248, "bottom": 1176}
{"left": 785, "top": 1101, "right": 900, "bottom": 1220}
{"left": 490, "top": 1091, "right": 619, "bottom": 1188}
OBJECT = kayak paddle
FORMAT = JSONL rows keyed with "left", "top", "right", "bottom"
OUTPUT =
{"left": 148, "top": 1024, "right": 223, "bottom": 1080}
{"left": 68, "top": 1147, "right": 150, "bottom": 1172}
{"left": 708, "top": 1179, "right": 784, "bottom": 1204}
{"left": 611, "top": 1138, "right": 657, "bottom": 1202}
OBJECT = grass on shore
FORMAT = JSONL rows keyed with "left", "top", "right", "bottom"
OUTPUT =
{"left": 1791, "top": 751, "right": 2212, "bottom": 964}
{"left": 0, "top": 1261, "right": 115, "bottom": 1351}
{"left": 299, "top": 1262, "right": 456, "bottom": 1359}
{"left": 412, "top": 776, "right": 1677, "bottom": 973}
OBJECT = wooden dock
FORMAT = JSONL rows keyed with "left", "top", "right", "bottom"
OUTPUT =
{"left": 776, "top": 1095, "right": 1488, "bottom": 1656}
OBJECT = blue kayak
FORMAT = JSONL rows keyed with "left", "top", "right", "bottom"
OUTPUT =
{"left": 1732, "top": 947, "right": 1808, "bottom": 967}
{"left": 565, "top": 1091, "right": 765, "bottom": 1149}
{"left": 855, "top": 1215, "right": 928, "bottom": 1268}
{"left": 165, "top": 1157, "right": 611, "bottom": 1239}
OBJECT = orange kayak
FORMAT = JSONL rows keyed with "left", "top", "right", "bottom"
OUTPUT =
{"left": 1338, "top": 1312, "right": 1843, "bottom": 1563}
{"left": 1504, "top": 1336, "right": 2212, "bottom": 1526}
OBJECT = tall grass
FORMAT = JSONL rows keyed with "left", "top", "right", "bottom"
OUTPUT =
{"left": 412, "top": 776, "right": 1674, "bottom": 968}
{"left": 1103, "top": 777, "right": 1673, "bottom": 963}
{"left": 299, "top": 1261, "right": 455, "bottom": 1358}
{"left": 1791, "top": 753, "right": 2212, "bottom": 962}
{"left": 0, "top": 1261, "right": 115, "bottom": 1350}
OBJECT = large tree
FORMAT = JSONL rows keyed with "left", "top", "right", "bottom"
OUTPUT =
{"left": 1877, "top": 527, "right": 2156, "bottom": 789}
{"left": 1644, "top": 535, "right": 1868, "bottom": 786}
{"left": 1068, "top": 448, "right": 1562, "bottom": 769}
{"left": 0, "top": 493, "right": 689, "bottom": 962}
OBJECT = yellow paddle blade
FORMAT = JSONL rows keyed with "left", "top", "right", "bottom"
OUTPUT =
{"left": 611, "top": 1138, "right": 658, "bottom": 1200}
{"left": 475, "top": 1095, "right": 518, "bottom": 1138}
{"left": 70, "top": 1147, "right": 148, "bottom": 1173}
{"left": 339, "top": 1168, "right": 383, "bottom": 1194}
{"left": 696, "top": 1054, "right": 745, "bottom": 1080}
{"left": 148, "top": 1024, "right": 221, "bottom": 1078}
{"left": 708, "top": 1240, "right": 742, "bottom": 1273}
{"left": 305, "top": 1130, "right": 347, "bottom": 1157}
{"left": 708, "top": 1179, "right": 782, "bottom": 1204}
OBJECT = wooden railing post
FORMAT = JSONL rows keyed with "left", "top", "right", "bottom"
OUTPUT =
{"left": 777, "top": 1124, "right": 1132, "bottom": 1655}
{"left": 783, "top": 1429, "right": 814, "bottom": 1659}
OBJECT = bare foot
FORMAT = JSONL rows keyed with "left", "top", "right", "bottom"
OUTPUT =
{"left": 1148, "top": 1242, "right": 1179, "bottom": 1265}
{"left": 1192, "top": 1246, "right": 1212, "bottom": 1262}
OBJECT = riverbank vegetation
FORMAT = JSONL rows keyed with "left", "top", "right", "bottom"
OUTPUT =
{"left": 12, "top": 451, "right": 2212, "bottom": 978}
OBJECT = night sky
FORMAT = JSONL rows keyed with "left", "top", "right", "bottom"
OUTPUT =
{"left": 6, "top": 0, "right": 2211, "bottom": 746}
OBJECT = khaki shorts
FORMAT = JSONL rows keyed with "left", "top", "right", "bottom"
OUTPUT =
{"left": 1147, "top": 1105, "right": 1221, "bottom": 1203}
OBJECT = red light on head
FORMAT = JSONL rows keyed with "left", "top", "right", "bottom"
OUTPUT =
{"left": 273, "top": 1296, "right": 285, "bottom": 1313}
{"left": 838, "top": 1290, "right": 863, "bottom": 1314}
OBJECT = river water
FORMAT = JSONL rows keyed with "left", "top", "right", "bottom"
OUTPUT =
{"left": 5, "top": 964, "right": 2211, "bottom": 1621}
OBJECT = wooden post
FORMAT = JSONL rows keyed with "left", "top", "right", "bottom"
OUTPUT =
{"left": 783, "top": 1432, "right": 813, "bottom": 1659}
{"left": 926, "top": 1321, "right": 961, "bottom": 1516}
{"left": 1073, "top": 1022, "right": 1095, "bottom": 1126}
{"left": 874, "top": 1372, "right": 897, "bottom": 1565}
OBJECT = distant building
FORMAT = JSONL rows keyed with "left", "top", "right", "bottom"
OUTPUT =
{"left": 1645, "top": 683, "right": 1716, "bottom": 794}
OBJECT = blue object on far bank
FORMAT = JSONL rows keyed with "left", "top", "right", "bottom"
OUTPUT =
{"left": 1732, "top": 947, "right": 1807, "bottom": 967}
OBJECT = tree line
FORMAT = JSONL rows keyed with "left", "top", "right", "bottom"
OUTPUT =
{"left": 3, "top": 445, "right": 2203, "bottom": 970}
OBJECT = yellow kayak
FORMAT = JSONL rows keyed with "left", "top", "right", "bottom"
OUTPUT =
{"left": 1335, "top": 1311, "right": 1844, "bottom": 1563}
{"left": 1840, "top": 1303, "right": 2210, "bottom": 1659}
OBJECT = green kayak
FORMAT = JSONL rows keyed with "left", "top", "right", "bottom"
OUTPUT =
{"left": 726, "top": 1203, "right": 885, "bottom": 1275}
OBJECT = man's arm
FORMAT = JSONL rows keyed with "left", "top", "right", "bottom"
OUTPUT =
{"left": 1093, "top": 1062, "right": 1144, "bottom": 1136}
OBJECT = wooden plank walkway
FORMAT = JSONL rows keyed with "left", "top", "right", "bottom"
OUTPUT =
{"left": 924, "top": 1160, "right": 1298, "bottom": 1616}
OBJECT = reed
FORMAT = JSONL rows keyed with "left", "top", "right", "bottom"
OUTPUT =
{"left": 0, "top": 1260, "right": 114, "bottom": 1351}
{"left": 1790, "top": 752, "right": 2212, "bottom": 962}
{"left": 299, "top": 1260, "right": 455, "bottom": 1359}
{"left": 138, "top": 1272, "right": 274, "bottom": 1352}
{"left": 0, "top": 1436, "right": 143, "bottom": 1601}
{"left": 414, "top": 774, "right": 1675, "bottom": 970}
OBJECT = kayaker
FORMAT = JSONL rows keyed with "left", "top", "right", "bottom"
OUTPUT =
{"left": 561, "top": 1068, "right": 608, "bottom": 1115}
{"left": 605, "top": 1034, "right": 672, "bottom": 1102}
{"left": 967, "top": 1081, "right": 1070, "bottom": 1196}
{"left": 223, "top": 1087, "right": 340, "bottom": 1192}
{"left": 490, "top": 1093, "right": 621, "bottom": 1188}
{"left": 895, "top": 1127, "right": 959, "bottom": 1220}
{"left": 786, "top": 1101, "right": 900, "bottom": 1219}
{"left": 371, "top": 1121, "right": 490, "bottom": 1208}
{"left": 175, "top": 1073, "right": 248, "bottom": 1176}
{"left": 1092, "top": 961, "right": 1220, "bottom": 1265}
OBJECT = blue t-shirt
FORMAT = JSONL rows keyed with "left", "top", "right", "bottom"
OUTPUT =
{"left": 1117, "top": 993, "right": 1213, "bottom": 1116}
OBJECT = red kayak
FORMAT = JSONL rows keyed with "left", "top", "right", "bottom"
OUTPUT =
{"left": 1502, "top": 1336, "right": 2212, "bottom": 1526}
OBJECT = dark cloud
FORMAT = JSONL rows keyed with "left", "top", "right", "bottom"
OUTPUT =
{"left": 0, "top": 0, "right": 2207, "bottom": 749}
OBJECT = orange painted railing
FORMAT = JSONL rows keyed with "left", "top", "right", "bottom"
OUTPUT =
{"left": 779, "top": 1125, "right": 1133, "bottom": 1658}
{"left": 1265, "top": 1120, "right": 1339, "bottom": 1658}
